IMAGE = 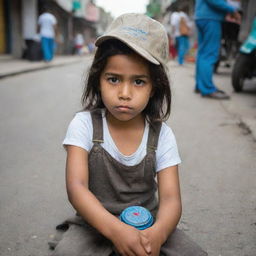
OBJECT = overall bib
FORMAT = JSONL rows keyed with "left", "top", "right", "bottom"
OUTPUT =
{"left": 50, "top": 109, "right": 207, "bottom": 256}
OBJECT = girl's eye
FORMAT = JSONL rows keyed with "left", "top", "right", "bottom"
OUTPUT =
{"left": 107, "top": 77, "right": 119, "bottom": 84}
{"left": 134, "top": 79, "right": 145, "bottom": 86}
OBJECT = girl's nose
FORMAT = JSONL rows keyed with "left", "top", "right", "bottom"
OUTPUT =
{"left": 118, "top": 83, "right": 132, "bottom": 100}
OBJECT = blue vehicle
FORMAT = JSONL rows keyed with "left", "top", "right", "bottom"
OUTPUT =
{"left": 232, "top": 17, "right": 256, "bottom": 92}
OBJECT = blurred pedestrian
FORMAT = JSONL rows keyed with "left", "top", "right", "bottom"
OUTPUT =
{"left": 195, "top": 0, "right": 241, "bottom": 99}
{"left": 170, "top": 8, "right": 192, "bottom": 65}
{"left": 87, "top": 39, "right": 96, "bottom": 54}
{"left": 162, "top": 11, "right": 177, "bottom": 59}
{"left": 38, "top": 7, "right": 57, "bottom": 62}
{"left": 50, "top": 13, "right": 207, "bottom": 256}
{"left": 214, "top": 0, "right": 242, "bottom": 72}
{"left": 222, "top": 0, "right": 242, "bottom": 67}
{"left": 74, "top": 33, "right": 85, "bottom": 55}
{"left": 169, "top": 35, "right": 178, "bottom": 59}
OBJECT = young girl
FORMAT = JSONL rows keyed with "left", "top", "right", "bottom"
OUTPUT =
{"left": 51, "top": 13, "right": 207, "bottom": 256}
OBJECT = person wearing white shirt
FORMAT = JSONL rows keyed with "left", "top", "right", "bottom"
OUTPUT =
{"left": 38, "top": 8, "right": 57, "bottom": 62}
{"left": 170, "top": 9, "right": 192, "bottom": 65}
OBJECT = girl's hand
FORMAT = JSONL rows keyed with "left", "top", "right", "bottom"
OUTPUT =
{"left": 140, "top": 225, "right": 164, "bottom": 256}
{"left": 111, "top": 223, "right": 151, "bottom": 256}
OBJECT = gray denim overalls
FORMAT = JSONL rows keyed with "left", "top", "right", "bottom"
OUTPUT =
{"left": 50, "top": 109, "right": 207, "bottom": 256}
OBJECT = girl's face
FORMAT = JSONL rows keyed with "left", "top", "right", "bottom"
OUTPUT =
{"left": 100, "top": 53, "right": 153, "bottom": 122}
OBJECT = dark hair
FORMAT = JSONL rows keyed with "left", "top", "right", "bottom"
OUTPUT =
{"left": 82, "top": 39, "right": 171, "bottom": 123}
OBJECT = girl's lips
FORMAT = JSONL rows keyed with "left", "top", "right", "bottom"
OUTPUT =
{"left": 115, "top": 106, "right": 132, "bottom": 112}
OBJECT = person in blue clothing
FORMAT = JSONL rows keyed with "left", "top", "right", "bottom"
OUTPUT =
{"left": 38, "top": 7, "right": 57, "bottom": 62}
{"left": 170, "top": 8, "right": 192, "bottom": 65}
{"left": 194, "top": 0, "right": 241, "bottom": 99}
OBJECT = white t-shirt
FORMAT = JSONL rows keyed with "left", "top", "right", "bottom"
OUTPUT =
{"left": 227, "top": 0, "right": 241, "bottom": 9}
{"left": 63, "top": 111, "right": 181, "bottom": 172}
{"left": 38, "top": 12, "right": 57, "bottom": 38}
{"left": 170, "top": 11, "right": 192, "bottom": 38}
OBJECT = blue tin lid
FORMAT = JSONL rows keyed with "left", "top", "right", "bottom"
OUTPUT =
{"left": 119, "top": 206, "right": 154, "bottom": 230}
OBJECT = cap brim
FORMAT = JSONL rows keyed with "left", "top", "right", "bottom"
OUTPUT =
{"left": 95, "top": 35, "right": 160, "bottom": 65}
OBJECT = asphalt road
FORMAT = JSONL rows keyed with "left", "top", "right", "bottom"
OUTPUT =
{"left": 0, "top": 59, "right": 255, "bottom": 256}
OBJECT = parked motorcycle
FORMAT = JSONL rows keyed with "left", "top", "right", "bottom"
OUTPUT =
{"left": 232, "top": 17, "right": 256, "bottom": 92}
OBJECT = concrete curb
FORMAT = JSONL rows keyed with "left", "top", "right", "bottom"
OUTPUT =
{"left": 0, "top": 60, "right": 79, "bottom": 79}
{"left": 0, "top": 55, "right": 90, "bottom": 79}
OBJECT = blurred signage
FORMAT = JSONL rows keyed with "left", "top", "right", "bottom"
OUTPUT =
{"left": 146, "top": 2, "right": 161, "bottom": 18}
{"left": 73, "top": 0, "right": 81, "bottom": 11}
{"left": 85, "top": 2, "right": 99, "bottom": 22}
{"left": 56, "top": 0, "right": 72, "bottom": 12}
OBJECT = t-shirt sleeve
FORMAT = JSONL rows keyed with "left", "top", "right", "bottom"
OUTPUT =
{"left": 170, "top": 13, "right": 179, "bottom": 27}
{"left": 62, "top": 112, "right": 93, "bottom": 152}
{"left": 52, "top": 15, "right": 57, "bottom": 25}
{"left": 156, "top": 123, "right": 181, "bottom": 172}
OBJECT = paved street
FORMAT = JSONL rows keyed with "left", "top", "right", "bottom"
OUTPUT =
{"left": 0, "top": 58, "right": 255, "bottom": 256}
{"left": 169, "top": 62, "right": 256, "bottom": 256}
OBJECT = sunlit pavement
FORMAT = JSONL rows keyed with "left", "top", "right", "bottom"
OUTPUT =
{"left": 168, "top": 60, "right": 256, "bottom": 140}
{"left": 168, "top": 60, "right": 256, "bottom": 255}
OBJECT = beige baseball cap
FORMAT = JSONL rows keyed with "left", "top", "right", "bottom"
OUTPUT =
{"left": 95, "top": 13, "right": 169, "bottom": 66}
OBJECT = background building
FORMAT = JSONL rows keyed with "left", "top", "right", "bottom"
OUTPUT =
{"left": 0, "top": 0, "right": 112, "bottom": 58}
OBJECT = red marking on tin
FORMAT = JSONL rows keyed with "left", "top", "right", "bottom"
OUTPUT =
{"left": 133, "top": 212, "right": 140, "bottom": 216}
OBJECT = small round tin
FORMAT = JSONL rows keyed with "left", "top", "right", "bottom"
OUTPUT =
{"left": 119, "top": 206, "right": 154, "bottom": 230}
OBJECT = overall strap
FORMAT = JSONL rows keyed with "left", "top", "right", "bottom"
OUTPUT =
{"left": 147, "top": 122, "right": 162, "bottom": 153}
{"left": 91, "top": 109, "right": 104, "bottom": 144}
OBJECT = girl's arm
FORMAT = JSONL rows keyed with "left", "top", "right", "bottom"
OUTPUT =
{"left": 141, "top": 165, "right": 182, "bottom": 255}
{"left": 66, "top": 145, "right": 151, "bottom": 256}
{"left": 155, "top": 164, "right": 182, "bottom": 239}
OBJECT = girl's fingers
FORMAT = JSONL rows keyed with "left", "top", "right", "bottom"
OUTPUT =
{"left": 122, "top": 247, "right": 146, "bottom": 256}
{"left": 123, "top": 251, "right": 136, "bottom": 256}
{"left": 140, "top": 233, "right": 151, "bottom": 254}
